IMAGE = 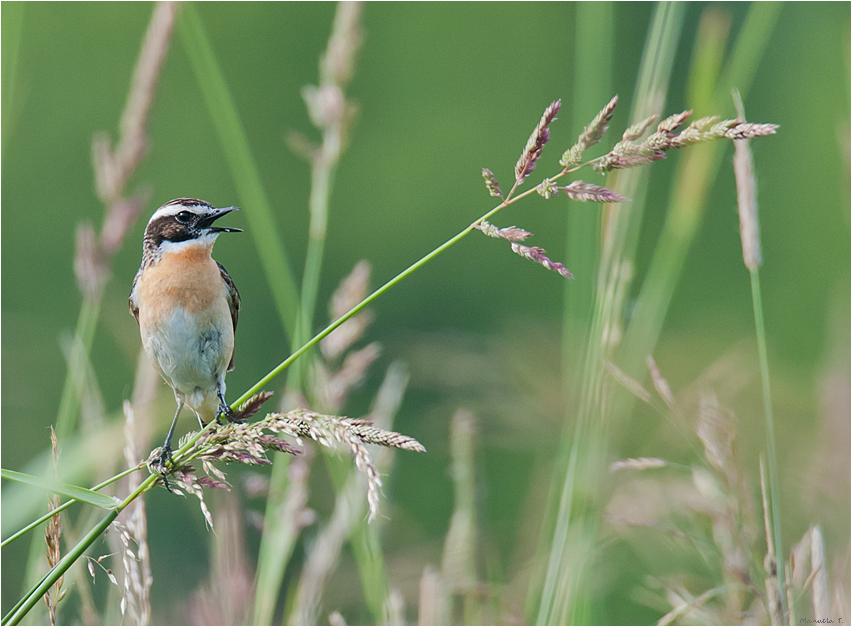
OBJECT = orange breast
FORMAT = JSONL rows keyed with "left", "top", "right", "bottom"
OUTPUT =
{"left": 137, "top": 243, "right": 227, "bottom": 327}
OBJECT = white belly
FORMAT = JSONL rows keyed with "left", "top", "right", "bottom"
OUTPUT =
{"left": 142, "top": 305, "right": 232, "bottom": 410}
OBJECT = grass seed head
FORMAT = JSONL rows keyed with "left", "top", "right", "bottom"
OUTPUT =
{"left": 510, "top": 243, "right": 574, "bottom": 279}
{"left": 475, "top": 221, "right": 532, "bottom": 242}
{"left": 562, "top": 180, "right": 629, "bottom": 203}
{"left": 560, "top": 94, "right": 618, "bottom": 169}
{"left": 481, "top": 168, "right": 504, "bottom": 199}
{"left": 514, "top": 99, "right": 561, "bottom": 184}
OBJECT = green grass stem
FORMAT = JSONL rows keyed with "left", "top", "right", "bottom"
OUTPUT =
{"left": 531, "top": 3, "right": 685, "bottom": 623}
{"left": 615, "top": 2, "right": 782, "bottom": 392}
{"left": 563, "top": 1, "right": 612, "bottom": 376}
{"left": 349, "top": 523, "right": 390, "bottom": 623}
{"left": 290, "top": 145, "right": 339, "bottom": 388}
{"left": 256, "top": 7, "right": 365, "bottom": 614}
{"left": 55, "top": 297, "right": 101, "bottom": 443}
{"left": 2, "top": 472, "right": 158, "bottom": 626}
{"left": 750, "top": 265, "right": 786, "bottom": 620}
{"left": 251, "top": 454, "right": 297, "bottom": 625}
{"left": 178, "top": 4, "right": 300, "bottom": 340}
{"left": 253, "top": 135, "right": 337, "bottom": 627}
{"left": 0, "top": 470, "right": 118, "bottom": 511}
{"left": 0, "top": 466, "right": 141, "bottom": 550}
{"left": 528, "top": 3, "right": 613, "bottom": 622}
{"left": 21, "top": 295, "right": 102, "bottom": 615}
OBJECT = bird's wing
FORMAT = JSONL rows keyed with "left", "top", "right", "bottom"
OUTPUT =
{"left": 218, "top": 261, "right": 241, "bottom": 371}
{"left": 128, "top": 266, "right": 143, "bottom": 325}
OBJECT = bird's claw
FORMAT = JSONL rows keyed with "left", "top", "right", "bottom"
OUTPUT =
{"left": 152, "top": 444, "right": 175, "bottom": 493}
{"left": 218, "top": 402, "right": 243, "bottom": 425}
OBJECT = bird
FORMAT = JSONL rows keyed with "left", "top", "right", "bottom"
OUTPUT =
{"left": 129, "top": 198, "right": 242, "bottom": 479}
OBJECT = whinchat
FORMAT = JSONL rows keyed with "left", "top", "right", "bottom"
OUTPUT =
{"left": 130, "top": 198, "right": 242, "bottom": 475}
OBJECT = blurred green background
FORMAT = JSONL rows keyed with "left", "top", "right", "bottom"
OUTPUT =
{"left": 2, "top": 2, "right": 849, "bottom": 623}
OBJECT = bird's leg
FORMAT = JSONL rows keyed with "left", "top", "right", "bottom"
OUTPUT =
{"left": 217, "top": 382, "right": 241, "bottom": 424}
{"left": 156, "top": 396, "right": 183, "bottom": 493}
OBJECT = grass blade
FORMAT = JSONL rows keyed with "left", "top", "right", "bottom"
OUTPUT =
{"left": 562, "top": 1, "right": 612, "bottom": 372}
{"left": 1, "top": 469, "right": 117, "bottom": 510}
{"left": 615, "top": 2, "right": 782, "bottom": 389}
{"left": 177, "top": 4, "right": 300, "bottom": 338}
{"left": 532, "top": 3, "right": 685, "bottom": 623}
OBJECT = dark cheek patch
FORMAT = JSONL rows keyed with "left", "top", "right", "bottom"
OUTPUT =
{"left": 146, "top": 216, "right": 194, "bottom": 245}
{"left": 163, "top": 222, "right": 194, "bottom": 242}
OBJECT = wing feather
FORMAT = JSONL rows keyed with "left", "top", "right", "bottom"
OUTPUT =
{"left": 217, "top": 261, "right": 240, "bottom": 371}
{"left": 128, "top": 267, "right": 143, "bottom": 324}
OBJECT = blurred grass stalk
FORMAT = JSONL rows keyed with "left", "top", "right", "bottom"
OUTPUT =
{"left": 614, "top": 2, "right": 782, "bottom": 396}
{"left": 532, "top": 3, "right": 684, "bottom": 624}
{"left": 237, "top": 3, "right": 367, "bottom": 623}
{"left": 177, "top": 7, "right": 304, "bottom": 622}
{"left": 276, "top": 7, "right": 365, "bottom": 614}
{"left": 288, "top": 0, "right": 362, "bottom": 389}
{"left": 535, "top": 2, "right": 782, "bottom": 624}
{"left": 562, "top": 2, "right": 611, "bottom": 378}
{"left": 5, "top": 467, "right": 162, "bottom": 626}
{"left": 733, "top": 91, "right": 787, "bottom": 622}
{"left": 19, "top": 2, "right": 178, "bottom": 617}
{"left": 277, "top": 3, "right": 407, "bottom": 611}
{"left": 532, "top": 1, "right": 616, "bottom": 622}
{"left": 441, "top": 410, "right": 480, "bottom": 625}
{"left": 177, "top": 3, "right": 300, "bottom": 340}
{"left": 54, "top": 301, "right": 101, "bottom": 443}
{"left": 416, "top": 411, "right": 479, "bottom": 627}
{"left": 288, "top": 363, "right": 408, "bottom": 625}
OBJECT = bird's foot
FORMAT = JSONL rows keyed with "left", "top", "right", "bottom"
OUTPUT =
{"left": 218, "top": 401, "right": 243, "bottom": 425}
{"left": 151, "top": 443, "right": 175, "bottom": 493}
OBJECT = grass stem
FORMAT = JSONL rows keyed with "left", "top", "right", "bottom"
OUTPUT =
{"left": 532, "top": 3, "right": 684, "bottom": 622}
{"left": 0, "top": 465, "right": 141, "bottom": 549}
{"left": 178, "top": 3, "right": 300, "bottom": 340}
{"left": 55, "top": 296, "right": 101, "bottom": 443}
{"left": 750, "top": 267, "right": 786, "bottom": 620}
{"left": 3, "top": 472, "right": 158, "bottom": 626}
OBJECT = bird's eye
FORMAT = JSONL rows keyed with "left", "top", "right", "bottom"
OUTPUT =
{"left": 175, "top": 211, "right": 193, "bottom": 224}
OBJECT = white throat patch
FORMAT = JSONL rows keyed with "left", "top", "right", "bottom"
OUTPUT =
{"left": 158, "top": 231, "right": 221, "bottom": 255}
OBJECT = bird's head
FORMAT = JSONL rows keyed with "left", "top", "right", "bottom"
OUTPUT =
{"left": 143, "top": 198, "right": 241, "bottom": 255}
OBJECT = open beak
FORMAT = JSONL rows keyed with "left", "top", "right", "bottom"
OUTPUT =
{"left": 202, "top": 206, "right": 242, "bottom": 233}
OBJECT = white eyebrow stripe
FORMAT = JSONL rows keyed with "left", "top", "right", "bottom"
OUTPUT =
{"left": 148, "top": 200, "right": 217, "bottom": 223}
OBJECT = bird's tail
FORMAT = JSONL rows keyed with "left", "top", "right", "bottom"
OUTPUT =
{"left": 191, "top": 394, "right": 221, "bottom": 428}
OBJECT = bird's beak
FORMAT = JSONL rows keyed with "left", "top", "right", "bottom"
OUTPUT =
{"left": 202, "top": 206, "right": 242, "bottom": 233}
